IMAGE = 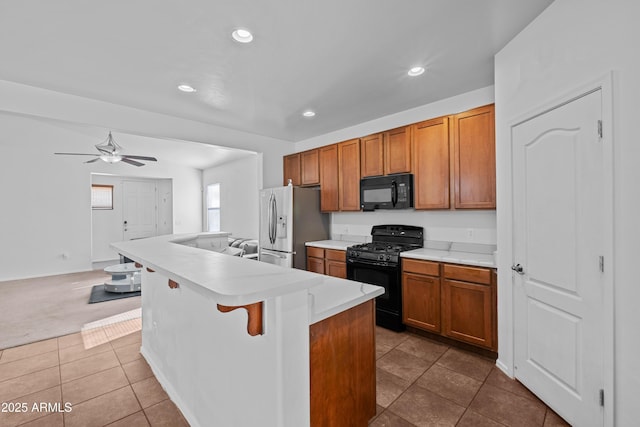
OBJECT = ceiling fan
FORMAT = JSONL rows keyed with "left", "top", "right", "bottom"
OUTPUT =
{"left": 54, "top": 132, "right": 158, "bottom": 167}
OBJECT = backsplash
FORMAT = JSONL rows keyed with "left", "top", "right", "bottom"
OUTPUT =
{"left": 330, "top": 209, "right": 497, "bottom": 245}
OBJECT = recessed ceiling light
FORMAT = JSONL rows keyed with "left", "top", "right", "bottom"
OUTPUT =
{"left": 408, "top": 66, "right": 425, "bottom": 77}
{"left": 232, "top": 28, "right": 254, "bottom": 43}
{"left": 178, "top": 84, "right": 196, "bottom": 93}
{"left": 302, "top": 110, "right": 316, "bottom": 118}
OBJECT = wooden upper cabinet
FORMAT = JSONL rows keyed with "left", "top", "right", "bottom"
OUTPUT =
{"left": 319, "top": 144, "right": 339, "bottom": 212}
{"left": 360, "top": 133, "right": 384, "bottom": 178}
{"left": 360, "top": 127, "right": 411, "bottom": 178}
{"left": 301, "top": 149, "right": 320, "bottom": 186}
{"left": 283, "top": 153, "right": 301, "bottom": 186}
{"left": 338, "top": 139, "right": 361, "bottom": 211}
{"left": 412, "top": 116, "right": 450, "bottom": 209}
{"left": 384, "top": 126, "right": 411, "bottom": 175}
{"left": 452, "top": 104, "right": 496, "bottom": 209}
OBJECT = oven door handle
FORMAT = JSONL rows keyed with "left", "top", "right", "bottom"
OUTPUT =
{"left": 347, "top": 259, "right": 394, "bottom": 268}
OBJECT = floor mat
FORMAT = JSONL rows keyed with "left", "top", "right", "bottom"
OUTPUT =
{"left": 88, "top": 284, "right": 141, "bottom": 304}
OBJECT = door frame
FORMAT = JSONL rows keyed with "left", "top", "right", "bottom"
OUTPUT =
{"left": 498, "top": 72, "right": 614, "bottom": 427}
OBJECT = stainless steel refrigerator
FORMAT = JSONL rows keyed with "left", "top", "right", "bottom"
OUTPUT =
{"left": 259, "top": 185, "right": 330, "bottom": 269}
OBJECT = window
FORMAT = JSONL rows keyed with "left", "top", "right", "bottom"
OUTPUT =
{"left": 91, "top": 185, "right": 113, "bottom": 210}
{"left": 206, "top": 183, "right": 221, "bottom": 232}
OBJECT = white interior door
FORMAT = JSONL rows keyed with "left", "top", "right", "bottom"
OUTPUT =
{"left": 512, "top": 90, "right": 604, "bottom": 426}
{"left": 123, "top": 180, "right": 157, "bottom": 240}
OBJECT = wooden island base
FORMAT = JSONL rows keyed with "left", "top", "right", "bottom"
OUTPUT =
{"left": 310, "top": 300, "right": 376, "bottom": 426}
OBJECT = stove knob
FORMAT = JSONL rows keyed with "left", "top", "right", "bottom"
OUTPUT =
{"left": 378, "top": 254, "right": 384, "bottom": 261}
{"left": 385, "top": 255, "right": 391, "bottom": 261}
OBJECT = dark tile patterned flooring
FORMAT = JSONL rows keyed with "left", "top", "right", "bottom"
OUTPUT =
{"left": 371, "top": 327, "right": 570, "bottom": 426}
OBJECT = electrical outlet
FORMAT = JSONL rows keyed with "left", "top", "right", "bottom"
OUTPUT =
{"left": 466, "top": 229, "right": 474, "bottom": 239}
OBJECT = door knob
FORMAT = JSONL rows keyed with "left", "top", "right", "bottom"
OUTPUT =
{"left": 511, "top": 264, "right": 525, "bottom": 275}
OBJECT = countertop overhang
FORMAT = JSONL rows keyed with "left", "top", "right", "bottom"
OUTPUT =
{"left": 111, "top": 234, "right": 384, "bottom": 317}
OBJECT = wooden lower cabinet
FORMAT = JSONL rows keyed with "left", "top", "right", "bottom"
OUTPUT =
{"left": 310, "top": 300, "right": 376, "bottom": 426}
{"left": 307, "top": 256, "right": 325, "bottom": 274}
{"left": 442, "top": 279, "right": 493, "bottom": 349}
{"left": 401, "top": 258, "right": 496, "bottom": 351}
{"left": 306, "top": 247, "right": 347, "bottom": 279}
{"left": 402, "top": 272, "right": 441, "bottom": 333}
{"left": 325, "top": 249, "right": 346, "bottom": 279}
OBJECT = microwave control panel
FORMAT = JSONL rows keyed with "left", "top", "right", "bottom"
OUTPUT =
{"left": 397, "top": 183, "right": 408, "bottom": 201}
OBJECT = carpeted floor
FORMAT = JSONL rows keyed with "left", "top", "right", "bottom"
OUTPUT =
{"left": 0, "top": 270, "right": 142, "bottom": 350}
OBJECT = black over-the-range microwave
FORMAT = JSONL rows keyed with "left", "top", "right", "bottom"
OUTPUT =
{"left": 360, "top": 173, "right": 414, "bottom": 211}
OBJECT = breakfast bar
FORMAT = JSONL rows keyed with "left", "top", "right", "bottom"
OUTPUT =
{"left": 111, "top": 233, "right": 383, "bottom": 427}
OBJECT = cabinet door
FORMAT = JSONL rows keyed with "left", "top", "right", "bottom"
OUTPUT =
{"left": 307, "top": 256, "right": 325, "bottom": 274}
{"left": 326, "top": 261, "right": 347, "bottom": 279}
{"left": 283, "top": 153, "right": 301, "bottom": 186}
{"left": 319, "top": 144, "right": 339, "bottom": 212}
{"left": 452, "top": 104, "right": 496, "bottom": 209}
{"left": 384, "top": 126, "right": 411, "bottom": 175}
{"left": 360, "top": 133, "right": 384, "bottom": 178}
{"left": 301, "top": 149, "right": 320, "bottom": 186}
{"left": 412, "top": 117, "right": 450, "bottom": 209}
{"left": 338, "top": 139, "right": 361, "bottom": 211}
{"left": 402, "top": 273, "right": 441, "bottom": 332}
{"left": 441, "top": 279, "right": 493, "bottom": 349}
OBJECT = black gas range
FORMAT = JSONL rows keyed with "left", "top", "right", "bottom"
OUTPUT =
{"left": 346, "top": 225, "right": 423, "bottom": 331}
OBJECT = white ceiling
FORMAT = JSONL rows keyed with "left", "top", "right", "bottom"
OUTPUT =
{"left": 0, "top": 0, "right": 553, "bottom": 146}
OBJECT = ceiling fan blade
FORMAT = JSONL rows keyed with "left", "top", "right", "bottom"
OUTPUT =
{"left": 122, "top": 155, "right": 157, "bottom": 162}
{"left": 85, "top": 158, "right": 101, "bottom": 164}
{"left": 121, "top": 158, "right": 145, "bottom": 167}
{"left": 54, "top": 153, "right": 100, "bottom": 156}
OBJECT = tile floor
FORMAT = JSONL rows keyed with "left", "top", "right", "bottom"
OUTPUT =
{"left": 371, "top": 327, "right": 570, "bottom": 427}
{"left": 0, "top": 327, "right": 187, "bottom": 427}
{"left": 0, "top": 323, "right": 570, "bottom": 426}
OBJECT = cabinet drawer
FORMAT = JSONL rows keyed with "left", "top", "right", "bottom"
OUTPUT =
{"left": 325, "top": 249, "right": 346, "bottom": 262}
{"left": 443, "top": 264, "right": 491, "bottom": 285}
{"left": 307, "top": 246, "right": 324, "bottom": 258}
{"left": 402, "top": 259, "right": 440, "bottom": 276}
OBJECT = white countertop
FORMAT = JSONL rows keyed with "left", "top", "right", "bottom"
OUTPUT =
{"left": 307, "top": 276, "right": 383, "bottom": 324}
{"left": 305, "top": 240, "right": 360, "bottom": 251}
{"left": 111, "top": 233, "right": 383, "bottom": 315}
{"left": 112, "top": 234, "right": 324, "bottom": 306}
{"left": 307, "top": 239, "right": 497, "bottom": 268}
{"left": 402, "top": 248, "right": 496, "bottom": 268}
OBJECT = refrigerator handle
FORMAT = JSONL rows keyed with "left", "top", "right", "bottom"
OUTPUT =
{"left": 271, "top": 194, "right": 278, "bottom": 243}
{"left": 267, "top": 193, "right": 274, "bottom": 244}
{"left": 269, "top": 193, "right": 277, "bottom": 244}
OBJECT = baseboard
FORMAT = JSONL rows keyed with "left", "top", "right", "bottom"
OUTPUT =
{"left": 140, "top": 346, "right": 201, "bottom": 427}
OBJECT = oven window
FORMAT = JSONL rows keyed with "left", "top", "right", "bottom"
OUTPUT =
{"left": 363, "top": 188, "right": 391, "bottom": 203}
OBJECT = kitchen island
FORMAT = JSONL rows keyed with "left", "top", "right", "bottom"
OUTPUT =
{"left": 111, "top": 233, "right": 383, "bottom": 427}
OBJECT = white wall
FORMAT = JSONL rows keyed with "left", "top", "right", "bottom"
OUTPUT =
{"left": 202, "top": 154, "right": 260, "bottom": 239}
{"left": 332, "top": 210, "right": 496, "bottom": 245}
{"left": 494, "top": 0, "right": 639, "bottom": 424}
{"left": 296, "top": 86, "right": 497, "bottom": 245}
{"left": 0, "top": 115, "right": 202, "bottom": 281}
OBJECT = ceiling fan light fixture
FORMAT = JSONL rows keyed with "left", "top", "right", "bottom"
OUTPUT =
{"left": 232, "top": 28, "right": 254, "bottom": 43}
{"left": 178, "top": 84, "right": 196, "bottom": 93}
{"left": 100, "top": 154, "right": 122, "bottom": 163}
{"left": 408, "top": 66, "right": 426, "bottom": 77}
